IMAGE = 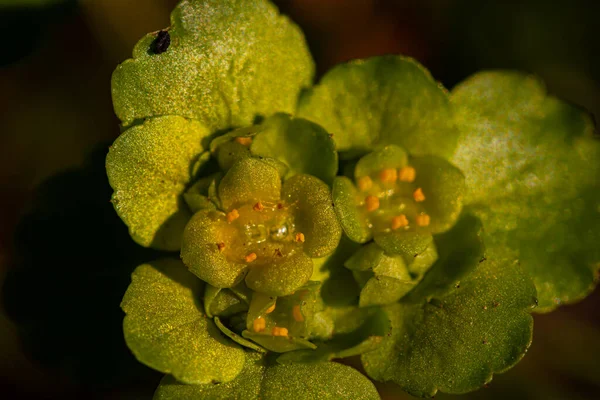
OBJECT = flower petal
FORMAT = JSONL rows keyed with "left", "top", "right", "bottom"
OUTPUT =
{"left": 283, "top": 174, "right": 342, "bottom": 257}
{"left": 218, "top": 157, "right": 282, "bottom": 211}
{"left": 332, "top": 177, "right": 372, "bottom": 243}
{"left": 245, "top": 251, "right": 313, "bottom": 297}
{"left": 181, "top": 210, "right": 248, "bottom": 288}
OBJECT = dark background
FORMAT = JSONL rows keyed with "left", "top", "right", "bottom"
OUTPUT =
{"left": 1, "top": 0, "right": 599, "bottom": 399}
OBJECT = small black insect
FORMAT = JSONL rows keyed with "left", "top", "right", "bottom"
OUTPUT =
{"left": 152, "top": 30, "right": 170, "bottom": 54}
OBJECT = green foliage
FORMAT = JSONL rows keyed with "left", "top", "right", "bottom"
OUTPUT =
{"left": 107, "top": 1, "right": 600, "bottom": 397}
{"left": 112, "top": 0, "right": 314, "bottom": 131}
{"left": 121, "top": 259, "right": 246, "bottom": 384}
{"left": 451, "top": 71, "right": 600, "bottom": 311}
{"left": 154, "top": 353, "right": 381, "bottom": 400}
{"left": 297, "top": 56, "right": 458, "bottom": 158}
{"left": 106, "top": 116, "right": 210, "bottom": 251}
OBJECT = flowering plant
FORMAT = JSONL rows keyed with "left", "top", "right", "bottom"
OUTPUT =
{"left": 106, "top": 0, "right": 600, "bottom": 398}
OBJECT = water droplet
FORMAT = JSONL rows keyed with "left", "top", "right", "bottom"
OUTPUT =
{"left": 269, "top": 222, "right": 289, "bottom": 241}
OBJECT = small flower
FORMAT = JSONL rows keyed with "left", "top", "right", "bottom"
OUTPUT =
{"left": 181, "top": 157, "right": 341, "bottom": 297}
{"left": 333, "top": 145, "right": 465, "bottom": 260}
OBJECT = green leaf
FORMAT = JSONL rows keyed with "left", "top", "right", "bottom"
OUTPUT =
{"left": 106, "top": 116, "right": 210, "bottom": 250}
{"left": 354, "top": 145, "right": 408, "bottom": 178}
{"left": 218, "top": 158, "right": 282, "bottom": 211}
{"left": 154, "top": 352, "right": 266, "bottom": 400}
{"left": 181, "top": 209, "right": 248, "bottom": 289}
{"left": 112, "top": 0, "right": 314, "bottom": 130}
{"left": 362, "top": 256, "right": 536, "bottom": 397}
{"left": 203, "top": 285, "right": 247, "bottom": 318}
{"left": 374, "top": 230, "right": 433, "bottom": 261}
{"left": 121, "top": 259, "right": 245, "bottom": 384}
{"left": 214, "top": 317, "right": 266, "bottom": 353}
{"left": 403, "top": 214, "right": 485, "bottom": 303}
{"left": 450, "top": 71, "right": 600, "bottom": 311}
{"left": 282, "top": 174, "right": 342, "bottom": 257}
{"left": 297, "top": 55, "right": 458, "bottom": 158}
{"left": 184, "top": 173, "right": 219, "bottom": 213}
{"left": 245, "top": 251, "right": 313, "bottom": 297}
{"left": 154, "top": 354, "right": 380, "bottom": 400}
{"left": 332, "top": 177, "right": 372, "bottom": 243}
{"left": 251, "top": 113, "right": 339, "bottom": 184}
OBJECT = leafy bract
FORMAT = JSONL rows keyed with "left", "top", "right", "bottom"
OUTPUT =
{"left": 106, "top": 116, "right": 210, "bottom": 251}
{"left": 121, "top": 259, "right": 246, "bottom": 384}
{"left": 112, "top": 0, "right": 314, "bottom": 130}
{"left": 362, "top": 255, "right": 536, "bottom": 397}
{"left": 450, "top": 71, "right": 600, "bottom": 311}
{"left": 297, "top": 55, "right": 458, "bottom": 158}
{"left": 154, "top": 354, "right": 380, "bottom": 400}
{"left": 251, "top": 113, "right": 338, "bottom": 184}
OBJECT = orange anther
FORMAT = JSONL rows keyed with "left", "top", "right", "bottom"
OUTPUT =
{"left": 217, "top": 242, "right": 225, "bottom": 252}
{"left": 365, "top": 195, "right": 380, "bottom": 212}
{"left": 391, "top": 215, "right": 409, "bottom": 230}
{"left": 272, "top": 327, "right": 289, "bottom": 337}
{"left": 399, "top": 166, "right": 416, "bottom": 182}
{"left": 293, "top": 305, "right": 304, "bottom": 322}
{"left": 245, "top": 252, "right": 257, "bottom": 263}
{"left": 227, "top": 209, "right": 240, "bottom": 222}
{"left": 253, "top": 201, "right": 264, "bottom": 211}
{"left": 234, "top": 136, "right": 252, "bottom": 146}
{"left": 416, "top": 214, "right": 431, "bottom": 227}
{"left": 379, "top": 168, "right": 398, "bottom": 183}
{"left": 253, "top": 317, "right": 265, "bottom": 333}
{"left": 295, "top": 232, "right": 305, "bottom": 243}
{"left": 265, "top": 303, "right": 276, "bottom": 314}
{"left": 413, "top": 188, "right": 426, "bottom": 202}
{"left": 357, "top": 176, "right": 373, "bottom": 191}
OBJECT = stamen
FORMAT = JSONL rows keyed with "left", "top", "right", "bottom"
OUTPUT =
{"left": 416, "top": 214, "right": 430, "bottom": 227}
{"left": 265, "top": 303, "right": 276, "bottom": 314}
{"left": 235, "top": 136, "right": 252, "bottom": 146}
{"left": 245, "top": 252, "right": 257, "bottom": 263}
{"left": 293, "top": 305, "right": 304, "bottom": 322}
{"left": 357, "top": 176, "right": 373, "bottom": 191}
{"left": 399, "top": 166, "right": 416, "bottom": 182}
{"left": 227, "top": 209, "right": 240, "bottom": 222}
{"left": 391, "top": 215, "right": 409, "bottom": 230}
{"left": 379, "top": 168, "right": 398, "bottom": 183}
{"left": 413, "top": 188, "right": 426, "bottom": 202}
{"left": 217, "top": 242, "right": 225, "bottom": 252}
{"left": 253, "top": 201, "right": 264, "bottom": 211}
{"left": 295, "top": 232, "right": 305, "bottom": 243}
{"left": 272, "top": 327, "right": 289, "bottom": 337}
{"left": 365, "top": 195, "right": 380, "bottom": 212}
{"left": 253, "top": 317, "right": 266, "bottom": 332}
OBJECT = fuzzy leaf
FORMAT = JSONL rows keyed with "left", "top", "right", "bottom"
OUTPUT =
{"left": 251, "top": 113, "right": 338, "bottom": 184}
{"left": 297, "top": 55, "right": 458, "bottom": 158}
{"left": 121, "top": 259, "right": 245, "bottom": 384}
{"left": 154, "top": 354, "right": 380, "bottom": 399}
{"left": 112, "top": 0, "right": 314, "bottom": 130}
{"left": 106, "top": 116, "right": 210, "bottom": 251}
{"left": 362, "top": 256, "right": 536, "bottom": 397}
{"left": 451, "top": 71, "right": 600, "bottom": 311}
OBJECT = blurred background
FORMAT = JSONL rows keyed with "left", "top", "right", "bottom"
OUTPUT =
{"left": 0, "top": 0, "right": 599, "bottom": 399}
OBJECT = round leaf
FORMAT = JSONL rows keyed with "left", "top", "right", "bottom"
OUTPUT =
{"left": 106, "top": 116, "right": 210, "bottom": 251}
{"left": 450, "top": 71, "right": 600, "bottom": 311}
{"left": 245, "top": 251, "right": 313, "bottom": 297}
{"left": 121, "top": 259, "right": 245, "bottom": 384}
{"left": 112, "top": 0, "right": 314, "bottom": 131}
{"left": 251, "top": 113, "right": 339, "bottom": 184}
{"left": 297, "top": 55, "right": 458, "bottom": 158}
{"left": 362, "top": 257, "right": 536, "bottom": 397}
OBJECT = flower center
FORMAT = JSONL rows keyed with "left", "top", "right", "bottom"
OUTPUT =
{"left": 356, "top": 166, "right": 431, "bottom": 233}
{"left": 218, "top": 201, "right": 304, "bottom": 265}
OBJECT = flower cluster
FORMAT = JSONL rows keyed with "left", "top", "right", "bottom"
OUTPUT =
{"left": 107, "top": 0, "right": 600, "bottom": 398}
